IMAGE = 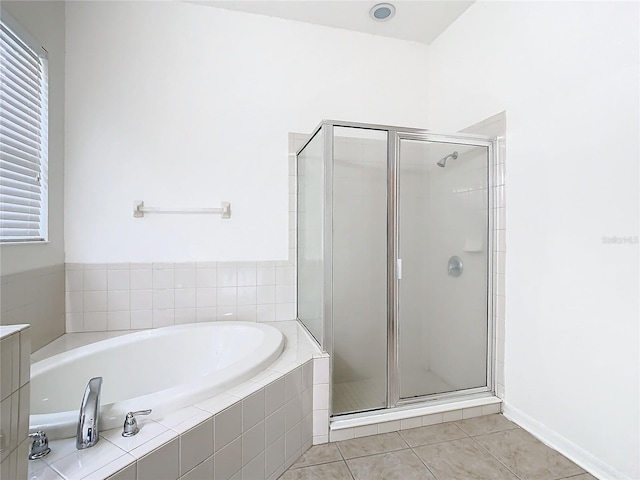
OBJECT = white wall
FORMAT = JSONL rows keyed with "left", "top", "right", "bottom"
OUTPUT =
{"left": 427, "top": 2, "right": 639, "bottom": 479}
{"left": 64, "top": 1, "right": 430, "bottom": 263}
{"left": 0, "top": 2, "right": 66, "bottom": 349}
{"left": 0, "top": 1, "right": 65, "bottom": 275}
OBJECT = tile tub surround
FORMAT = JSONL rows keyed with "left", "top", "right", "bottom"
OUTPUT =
{"left": 65, "top": 261, "right": 298, "bottom": 333}
{"left": 27, "top": 321, "right": 329, "bottom": 480}
{"left": 0, "top": 324, "right": 30, "bottom": 480}
{"left": 1, "top": 264, "right": 65, "bottom": 351}
{"left": 282, "top": 414, "right": 596, "bottom": 480}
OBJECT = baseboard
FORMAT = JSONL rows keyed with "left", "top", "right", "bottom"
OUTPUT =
{"left": 502, "top": 403, "right": 632, "bottom": 480}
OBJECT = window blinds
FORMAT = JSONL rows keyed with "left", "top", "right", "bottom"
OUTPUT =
{"left": 0, "top": 18, "right": 47, "bottom": 242}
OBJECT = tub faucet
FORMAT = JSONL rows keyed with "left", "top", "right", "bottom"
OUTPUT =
{"left": 76, "top": 377, "right": 103, "bottom": 450}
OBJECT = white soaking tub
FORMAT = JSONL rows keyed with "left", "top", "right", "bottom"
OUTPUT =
{"left": 30, "top": 322, "right": 285, "bottom": 440}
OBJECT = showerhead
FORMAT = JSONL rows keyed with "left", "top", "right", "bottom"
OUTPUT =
{"left": 437, "top": 151, "right": 458, "bottom": 167}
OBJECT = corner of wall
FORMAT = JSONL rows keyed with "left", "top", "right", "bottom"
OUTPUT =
{"left": 502, "top": 403, "right": 630, "bottom": 480}
{"left": 0, "top": 1, "right": 65, "bottom": 350}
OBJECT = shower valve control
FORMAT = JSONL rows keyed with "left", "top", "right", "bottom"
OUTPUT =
{"left": 448, "top": 256, "right": 463, "bottom": 277}
{"left": 122, "top": 409, "right": 152, "bottom": 437}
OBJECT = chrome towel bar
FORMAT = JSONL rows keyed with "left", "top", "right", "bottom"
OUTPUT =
{"left": 133, "top": 201, "right": 231, "bottom": 219}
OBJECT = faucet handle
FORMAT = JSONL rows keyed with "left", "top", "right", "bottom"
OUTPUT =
{"left": 28, "top": 431, "right": 51, "bottom": 460}
{"left": 122, "top": 409, "right": 152, "bottom": 437}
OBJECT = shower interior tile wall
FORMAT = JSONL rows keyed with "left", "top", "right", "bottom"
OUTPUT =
{"left": 463, "top": 112, "right": 506, "bottom": 401}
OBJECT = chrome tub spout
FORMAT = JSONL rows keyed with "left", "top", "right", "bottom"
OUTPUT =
{"left": 76, "top": 377, "right": 103, "bottom": 449}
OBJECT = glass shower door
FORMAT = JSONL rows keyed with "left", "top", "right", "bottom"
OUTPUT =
{"left": 397, "top": 136, "right": 490, "bottom": 400}
{"left": 331, "top": 126, "right": 388, "bottom": 415}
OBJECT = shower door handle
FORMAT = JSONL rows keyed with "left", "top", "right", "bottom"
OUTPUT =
{"left": 397, "top": 259, "right": 402, "bottom": 280}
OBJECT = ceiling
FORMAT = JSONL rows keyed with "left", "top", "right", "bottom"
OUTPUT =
{"left": 188, "top": 1, "right": 475, "bottom": 45}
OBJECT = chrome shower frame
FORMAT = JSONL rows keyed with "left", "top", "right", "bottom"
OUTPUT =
{"left": 296, "top": 119, "right": 498, "bottom": 419}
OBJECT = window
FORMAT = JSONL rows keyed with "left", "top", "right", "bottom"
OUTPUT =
{"left": 0, "top": 10, "right": 48, "bottom": 242}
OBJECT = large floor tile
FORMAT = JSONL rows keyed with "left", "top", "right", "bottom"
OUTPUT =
{"left": 414, "top": 437, "right": 518, "bottom": 480}
{"left": 454, "top": 414, "right": 519, "bottom": 436}
{"left": 336, "top": 432, "right": 408, "bottom": 459}
{"left": 279, "top": 461, "right": 352, "bottom": 480}
{"left": 346, "top": 449, "right": 436, "bottom": 480}
{"left": 290, "top": 444, "right": 343, "bottom": 469}
{"left": 398, "top": 422, "right": 467, "bottom": 447}
{"left": 474, "top": 429, "right": 584, "bottom": 480}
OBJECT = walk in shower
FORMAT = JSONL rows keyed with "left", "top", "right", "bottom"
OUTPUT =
{"left": 297, "top": 120, "right": 496, "bottom": 418}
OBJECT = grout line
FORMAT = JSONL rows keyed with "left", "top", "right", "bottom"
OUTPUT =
{"left": 336, "top": 441, "right": 347, "bottom": 462}
{"left": 403, "top": 436, "right": 469, "bottom": 448}
{"left": 342, "top": 458, "right": 357, "bottom": 480}
{"left": 450, "top": 422, "right": 471, "bottom": 436}
{"left": 467, "top": 433, "right": 524, "bottom": 480}
{"left": 396, "top": 418, "right": 471, "bottom": 449}
{"left": 411, "top": 448, "right": 440, "bottom": 480}
{"left": 286, "top": 459, "right": 353, "bottom": 478}
{"left": 409, "top": 444, "right": 441, "bottom": 480}
{"left": 288, "top": 445, "right": 343, "bottom": 470}
{"left": 465, "top": 425, "right": 521, "bottom": 437}
{"left": 338, "top": 446, "right": 411, "bottom": 461}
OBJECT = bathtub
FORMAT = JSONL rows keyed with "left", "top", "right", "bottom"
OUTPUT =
{"left": 30, "top": 322, "right": 285, "bottom": 440}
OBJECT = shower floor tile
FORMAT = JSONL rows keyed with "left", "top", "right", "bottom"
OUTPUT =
{"left": 279, "top": 415, "right": 598, "bottom": 480}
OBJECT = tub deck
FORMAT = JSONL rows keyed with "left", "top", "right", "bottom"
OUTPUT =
{"left": 27, "top": 321, "right": 329, "bottom": 480}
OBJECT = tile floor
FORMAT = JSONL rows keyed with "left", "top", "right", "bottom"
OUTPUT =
{"left": 279, "top": 414, "right": 598, "bottom": 480}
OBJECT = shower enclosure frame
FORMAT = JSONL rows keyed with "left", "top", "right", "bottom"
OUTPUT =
{"left": 296, "top": 119, "right": 497, "bottom": 418}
